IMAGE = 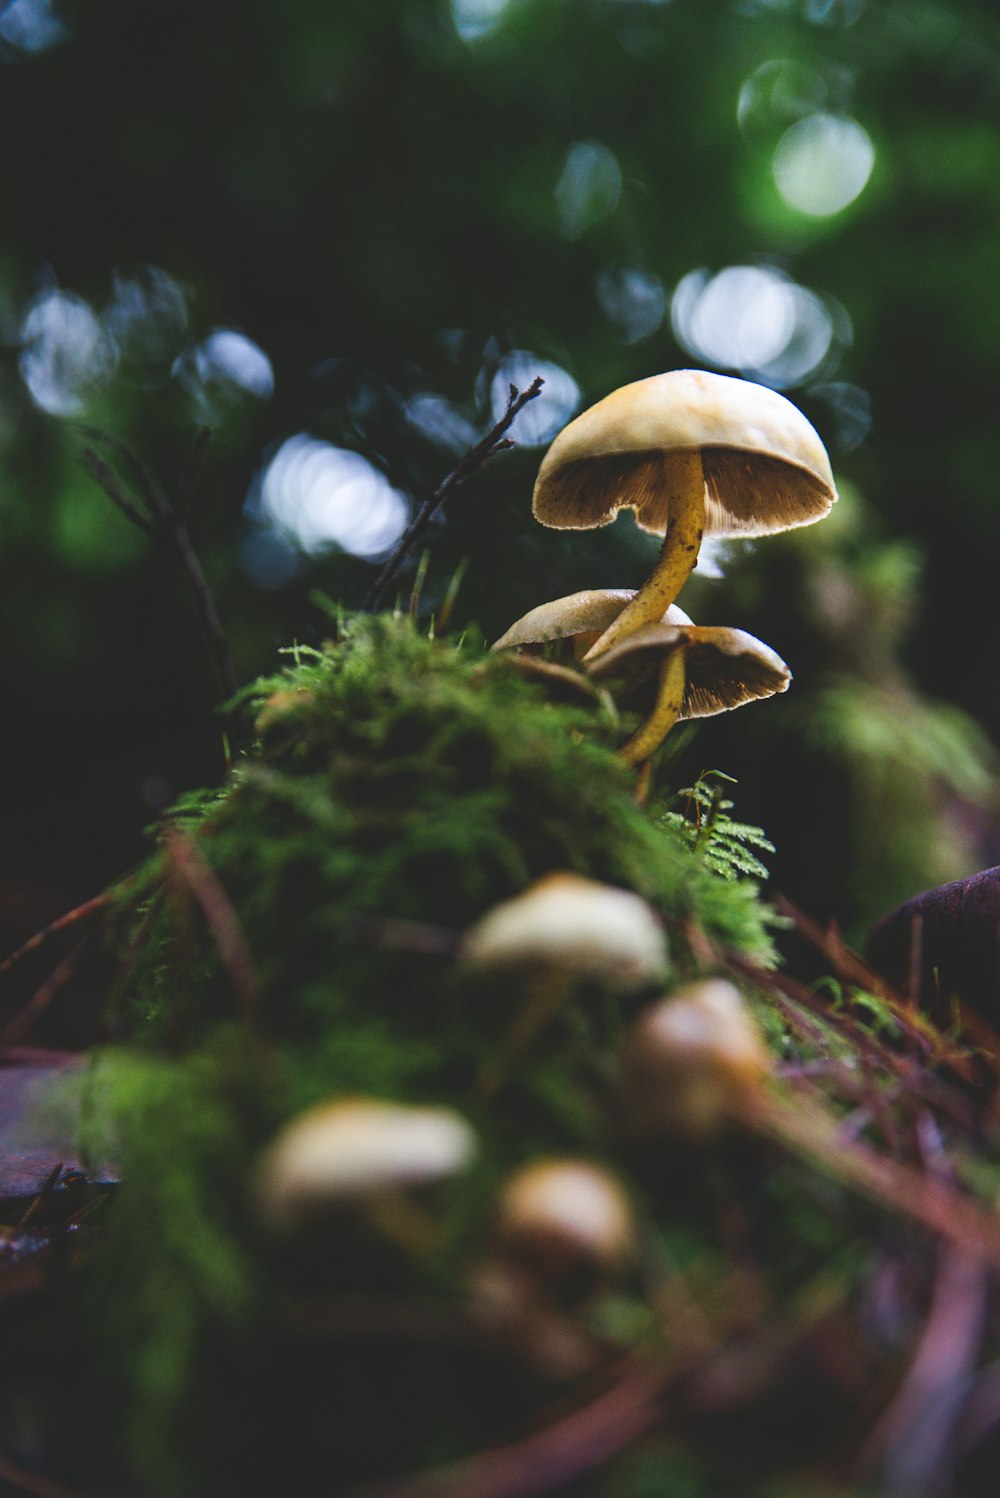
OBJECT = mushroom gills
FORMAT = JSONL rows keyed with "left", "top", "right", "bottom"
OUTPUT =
{"left": 588, "top": 622, "right": 791, "bottom": 765}
{"left": 581, "top": 448, "right": 705, "bottom": 661}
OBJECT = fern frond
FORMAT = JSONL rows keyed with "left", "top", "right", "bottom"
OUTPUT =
{"left": 659, "top": 770, "right": 775, "bottom": 881}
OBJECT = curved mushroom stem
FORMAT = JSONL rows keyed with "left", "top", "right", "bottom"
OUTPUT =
{"left": 582, "top": 449, "right": 705, "bottom": 662}
{"left": 618, "top": 647, "right": 686, "bottom": 766}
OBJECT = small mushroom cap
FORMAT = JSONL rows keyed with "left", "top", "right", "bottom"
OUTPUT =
{"left": 495, "top": 1159, "right": 634, "bottom": 1274}
{"left": 587, "top": 620, "right": 790, "bottom": 719}
{"left": 621, "top": 979, "right": 770, "bottom": 1139}
{"left": 491, "top": 590, "right": 692, "bottom": 653}
{"left": 533, "top": 369, "right": 835, "bottom": 538}
{"left": 257, "top": 1097, "right": 477, "bottom": 1226}
{"left": 458, "top": 872, "right": 667, "bottom": 990}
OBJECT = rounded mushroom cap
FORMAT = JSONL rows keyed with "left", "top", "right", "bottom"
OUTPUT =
{"left": 495, "top": 1159, "right": 634, "bottom": 1278}
{"left": 257, "top": 1097, "right": 477, "bottom": 1226}
{"left": 458, "top": 872, "right": 667, "bottom": 991}
{"left": 491, "top": 590, "right": 692, "bottom": 653}
{"left": 621, "top": 979, "right": 770, "bottom": 1139}
{"left": 532, "top": 369, "right": 836, "bottom": 538}
{"left": 587, "top": 620, "right": 790, "bottom": 720}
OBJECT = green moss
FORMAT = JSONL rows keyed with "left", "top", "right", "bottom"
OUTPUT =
{"left": 75, "top": 611, "right": 789, "bottom": 1495}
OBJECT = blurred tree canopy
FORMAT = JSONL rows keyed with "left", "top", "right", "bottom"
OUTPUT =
{"left": 4, "top": 0, "right": 1000, "bottom": 942}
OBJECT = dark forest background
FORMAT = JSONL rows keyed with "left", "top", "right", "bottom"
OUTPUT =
{"left": 4, "top": 0, "right": 1000, "bottom": 952}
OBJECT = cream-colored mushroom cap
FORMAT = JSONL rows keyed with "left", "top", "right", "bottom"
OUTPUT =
{"left": 533, "top": 369, "right": 835, "bottom": 538}
{"left": 622, "top": 979, "right": 770, "bottom": 1139}
{"left": 587, "top": 620, "right": 791, "bottom": 719}
{"left": 257, "top": 1098, "right": 477, "bottom": 1226}
{"left": 491, "top": 590, "right": 692, "bottom": 653}
{"left": 458, "top": 872, "right": 667, "bottom": 990}
{"left": 496, "top": 1159, "right": 634, "bottom": 1271}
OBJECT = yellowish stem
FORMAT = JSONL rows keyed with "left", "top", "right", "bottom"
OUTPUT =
{"left": 618, "top": 648, "right": 685, "bottom": 766}
{"left": 582, "top": 449, "right": 705, "bottom": 661}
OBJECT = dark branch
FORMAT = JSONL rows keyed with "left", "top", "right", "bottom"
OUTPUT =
{"left": 364, "top": 376, "right": 544, "bottom": 613}
{"left": 80, "top": 432, "right": 238, "bottom": 702}
{"left": 176, "top": 426, "right": 212, "bottom": 516}
{"left": 79, "top": 449, "right": 157, "bottom": 538}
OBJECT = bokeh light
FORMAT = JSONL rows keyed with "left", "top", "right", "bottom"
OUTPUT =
{"left": 488, "top": 352, "right": 580, "bottom": 446}
{"left": 174, "top": 329, "right": 274, "bottom": 417}
{"left": 595, "top": 267, "right": 666, "bottom": 344}
{"left": 671, "top": 264, "right": 843, "bottom": 387}
{"left": 450, "top": 0, "right": 511, "bottom": 44}
{"left": 773, "top": 113, "right": 875, "bottom": 216}
{"left": 405, "top": 394, "right": 479, "bottom": 452}
{"left": 737, "top": 57, "right": 840, "bottom": 135}
{"left": 104, "top": 266, "right": 188, "bottom": 371}
{"left": 19, "top": 290, "right": 116, "bottom": 416}
{"left": 248, "top": 436, "right": 410, "bottom": 573}
{"left": 0, "top": 0, "right": 68, "bottom": 58}
{"left": 555, "top": 141, "right": 622, "bottom": 240}
{"left": 811, "top": 381, "right": 873, "bottom": 453}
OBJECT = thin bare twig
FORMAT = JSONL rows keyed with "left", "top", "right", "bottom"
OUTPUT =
{"left": 365, "top": 377, "right": 544, "bottom": 613}
{"left": 355, "top": 1362, "right": 664, "bottom": 1498}
{"left": 743, "top": 1090, "right": 1000, "bottom": 1271}
{"left": 81, "top": 429, "right": 237, "bottom": 701}
{"left": 0, "top": 895, "right": 107, "bottom": 979}
{"left": 162, "top": 830, "right": 262, "bottom": 1035}
{"left": 0, "top": 936, "right": 98, "bottom": 1047}
{"left": 176, "top": 425, "right": 212, "bottom": 516}
{"left": 79, "top": 449, "right": 157, "bottom": 538}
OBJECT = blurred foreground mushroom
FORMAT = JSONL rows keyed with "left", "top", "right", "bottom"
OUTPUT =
{"left": 587, "top": 619, "right": 791, "bottom": 765}
{"left": 459, "top": 873, "right": 667, "bottom": 1093}
{"left": 469, "top": 1159, "right": 636, "bottom": 1376}
{"left": 459, "top": 872, "right": 667, "bottom": 992}
{"left": 257, "top": 1096, "right": 477, "bottom": 1229}
{"left": 620, "top": 979, "right": 770, "bottom": 1141}
{"left": 531, "top": 369, "right": 836, "bottom": 660}
{"left": 492, "top": 1158, "right": 635, "bottom": 1300}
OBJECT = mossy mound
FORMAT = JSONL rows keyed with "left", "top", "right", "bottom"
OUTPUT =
{"left": 58, "top": 612, "right": 787, "bottom": 1496}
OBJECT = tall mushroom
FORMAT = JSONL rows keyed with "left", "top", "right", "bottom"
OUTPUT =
{"left": 531, "top": 369, "right": 836, "bottom": 660}
{"left": 587, "top": 619, "right": 791, "bottom": 765}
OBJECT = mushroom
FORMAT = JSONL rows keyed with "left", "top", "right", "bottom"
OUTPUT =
{"left": 586, "top": 619, "right": 791, "bottom": 765}
{"left": 468, "top": 1158, "right": 635, "bottom": 1375}
{"left": 459, "top": 872, "right": 667, "bottom": 992}
{"left": 531, "top": 369, "right": 836, "bottom": 660}
{"left": 492, "top": 1158, "right": 635, "bottom": 1299}
{"left": 491, "top": 588, "right": 692, "bottom": 661}
{"left": 256, "top": 1096, "right": 477, "bottom": 1229}
{"left": 620, "top": 978, "right": 770, "bottom": 1141}
{"left": 459, "top": 872, "right": 667, "bottom": 1095}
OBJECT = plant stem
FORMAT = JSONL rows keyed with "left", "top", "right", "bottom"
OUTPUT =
{"left": 81, "top": 430, "right": 237, "bottom": 703}
{"left": 364, "top": 377, "right": 544, "bottom": 613}
{"left": 168, "top": 509, "right": 238, "bottom": 700}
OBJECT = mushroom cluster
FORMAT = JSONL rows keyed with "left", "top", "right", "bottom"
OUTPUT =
{"left": 494, "top": 369, "right": 836, "bottom": 763}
